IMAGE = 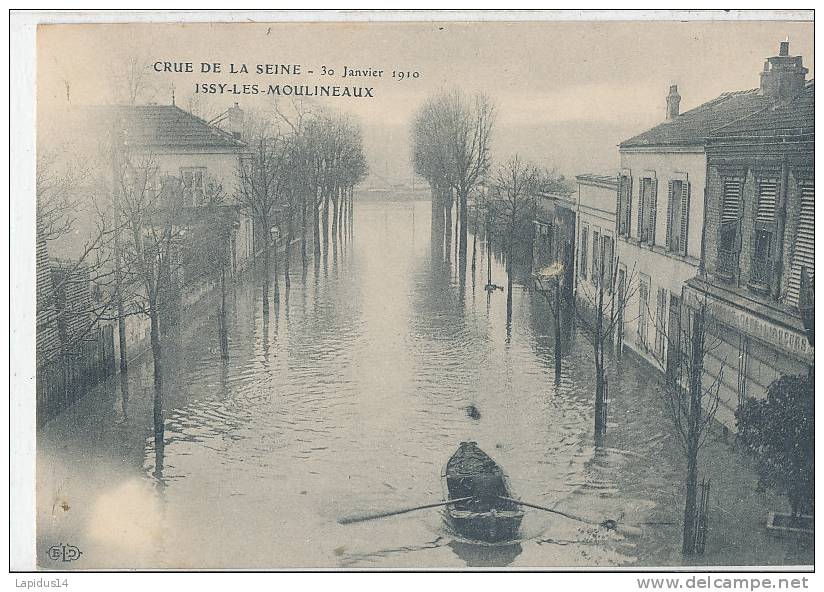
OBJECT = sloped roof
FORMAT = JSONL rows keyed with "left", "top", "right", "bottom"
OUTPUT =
{"left": 111, "top": 105, "right": 246, "bottom": 149}
{"left": 576, "top": 173, "right": 618, "bottom": 189}
{"left": 709, "top": 80, "right": 814, "bottom": 140}
{"left": 620, "top": 88, "right": 774, "bottom": 148}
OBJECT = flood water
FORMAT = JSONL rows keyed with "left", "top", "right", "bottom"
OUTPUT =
{"left": 37, "top": 200, "right": 812, "bottom": 569}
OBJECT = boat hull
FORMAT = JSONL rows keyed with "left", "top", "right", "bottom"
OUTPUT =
{"left": 445, "top": 509, "right": 523, "bottom": 543}
{"left": 442, "top": 441, "right": 524, "bottom": 543}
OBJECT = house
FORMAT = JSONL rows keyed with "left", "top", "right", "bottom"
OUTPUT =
{"left": 38, "top": 101, "right": 254, "bottom": 379}
{"left": 614, "top": 43, "right": 796, "bottom": 383}
{"left": 685, "top": 49, "right": 813, "bottom": 428}
{"left": 574, "top": 174, "right": 618, "bottom": 319}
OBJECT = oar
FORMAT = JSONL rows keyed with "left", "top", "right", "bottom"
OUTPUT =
{"left": 497, "top": 496, "right": 641, "bottom": 535}
{"left": 338, "top": 496, "right": 474, "bottom": 525}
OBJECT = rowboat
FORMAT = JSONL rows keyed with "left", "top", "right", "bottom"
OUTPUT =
{"left": 442, "top": 441, "right": 524, "bottom": 542}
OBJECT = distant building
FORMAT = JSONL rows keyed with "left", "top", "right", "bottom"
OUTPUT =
{"left": 686, "top": 48, "right": 813, "bottom": 427}
{"left": 614, "top": 43, "right": 798, "bottom": 387}
{"left": 533, "top": 189, "right": 577, "bottom": 307}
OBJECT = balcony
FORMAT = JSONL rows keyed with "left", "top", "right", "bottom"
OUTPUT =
{"left": 748, "top": 256, "right": 773, "bottom": 294}
{"left": 716, "top": 249, "right": 739, "bottom": 282}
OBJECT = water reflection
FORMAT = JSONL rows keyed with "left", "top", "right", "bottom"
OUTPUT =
{"left": 448, "top": 540, "right": 523, "bottom": 568}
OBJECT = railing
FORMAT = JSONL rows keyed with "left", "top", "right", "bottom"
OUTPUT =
{"left": 748, "top": 256, "right": 773, "bottom": 290}
{"left": 716, "top": 249, "right": 739, "bottom": 281}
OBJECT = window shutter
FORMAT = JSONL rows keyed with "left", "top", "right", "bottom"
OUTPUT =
{"left": 649, "top": 180, "right": 658, "bottom": 245}
{"left": 637, "top": 180, "right": 646, "bottom": 241}
{"left": 592, "top": 229, "right": 600, "bottom": 284}
{"left": 617, "top": 180, "right": 626, "bottom": 236}
{"left": 626, "top": 176, "right": 633, "bottom": 238}
{"left": 665, "top": 181, "right": 675, "bottom": 249}
{"left": 756, "top": 179, "right": 778, "bottom": 224}
{"left": 679, "top": 182, "right": 690, "bottom": 257}
{"left": 722, "top": 179, "right": 742, "bottom": 224}
{"left": 787, "top": 180, "right": 814, "bottom": 307}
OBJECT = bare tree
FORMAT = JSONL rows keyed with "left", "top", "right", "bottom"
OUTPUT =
{"left": 237, "top": 117, "right": 290, "bottom": 313}
{"left": 655, "top": 288, "right": 723, "bottom": 555}
{"left": 107, "top": 52, "right": 157, "bottom": 106}
{"left": 491, "top": 155, "right": 539, "bottom": 337}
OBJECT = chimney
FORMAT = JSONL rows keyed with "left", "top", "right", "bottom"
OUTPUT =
{"left": 759, "top": 40, "right": 808, "bottom": 101}
{"left": 226, "top": 102, "right": 244, "bottom": 140}
{"left": 666, "top": 84, "right": 681, "bottom": 121}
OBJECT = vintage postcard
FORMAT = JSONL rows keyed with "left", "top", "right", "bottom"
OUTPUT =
{"left": 10, "top": 10, "right": 816, "bottom": 575}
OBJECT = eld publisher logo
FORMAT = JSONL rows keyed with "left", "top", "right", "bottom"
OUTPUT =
{"left": 47, "top": 544, "right": 82, "bottom": 562}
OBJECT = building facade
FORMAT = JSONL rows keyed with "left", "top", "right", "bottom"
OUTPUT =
{"left": 573, "top": 174, "right": 618, "bottom": 318}
{"left": 614, "top": 48, "right": 792, "bottom": 386}
{"left": 533, "top": 190, "right": 577, "bottom": 301}
{"left": 686, "top": 52, "right": 813, "bottom": 427}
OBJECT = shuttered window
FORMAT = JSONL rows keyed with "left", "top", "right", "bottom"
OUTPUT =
{"left": 602, "top": 235, "right": 614, "bottom": 292}
{"left": 722, "top": 179, "right": 742, "bottom": 223}
{"left": 666, "top": 180, "right": 690, "bottom": 255}
{"left": 756, "top": 179, "right": 778, "bottom": 225}
{"left": 591, "top": 229, "right": 600, "bottom": 285}
{"left": 637, "top": 276, "right": 650, "bottom": 348}
{"left": 655, "top": 288, "right": 667, "bottom": 360}
{"left": 618, "top": 175, "right": 632, "bottom": 237}
{"left": 580, "top": 225, "right": 589, "bottom": 280}
{"left": 639, "top": 178, "right": 657, "bottom": 244}
{"left": 787, "top": 180, "right": 814, "bottom": 308}
{"left": 719, "top": 178, "right": 742, "bottom": 253}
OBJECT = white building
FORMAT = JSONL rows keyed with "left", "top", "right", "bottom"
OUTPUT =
{"left": 616, "top": 80, "right": 777, "bottom": 384}
{"left": 573, "top": 174, "right": 618, "bottom": 316}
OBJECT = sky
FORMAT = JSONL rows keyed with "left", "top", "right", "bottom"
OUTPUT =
{"left": 38, "top": 18, "right": 813, "bottom": 183}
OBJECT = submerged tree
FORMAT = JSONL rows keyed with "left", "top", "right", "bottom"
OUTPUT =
{"left": 237, "top": 116, "right": 291, "bottom": 313}
{"left": 491, "top": 155, "right": 539, "bottom": 337}
{"left": 657, "top": 290, "right": 724, "bottom": 554}
{"left": 411, "top": 89, "right": 494, "bottom": 265}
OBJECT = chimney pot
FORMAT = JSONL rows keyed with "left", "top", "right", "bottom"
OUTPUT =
{"left": 666, "top": 84, "right": 681, "bottom": 121}
{"left": 779, "top": 40, "right": 790, "bottom": 57}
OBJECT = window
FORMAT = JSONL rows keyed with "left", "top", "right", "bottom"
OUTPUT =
{"left": 654, "top": 288, "right": 667, "bottom": 360}
{"left": 787, "top": 179, "right": 814, "bottom": 308}
{"left": 637, "top": 275, "right": 650, "bottom": 348}
{"left": 638, "top": 177, "right": 657, "bottom": 244}
{"left": 181, "top": 167, "right": 206, "bottom": 206}
{"left": 617, "top": 175, "right": 633, "bottom": 237}
{"left": 715, "top": 178, "right": 742, "bottom": 278}
{"left": 601, "top": 234, "right": 614, "bottom": 290}
{"left": 579, "top": 224, "right": 589, "bottom": 279}
{"left": 750, "top": 177, "right": 778, "bottom": 288}
{"left": 591, "top": 228, "right": 601, "bottom": 285}
{"left": 665, "top": 179, "right": 690, "bottom": 256}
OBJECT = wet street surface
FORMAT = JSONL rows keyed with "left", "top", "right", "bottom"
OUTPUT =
{"left": 37, "top": 200, "right": 813, "bottom": 569}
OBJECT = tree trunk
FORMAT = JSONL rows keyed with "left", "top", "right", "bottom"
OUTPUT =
{"left": 682, "top": 310, "right": 705, "bottom": 555}
{"left": 219, "top": 256, "right": 229, "bottom": 359}
{"left": 262, "top": 233, "right": 270, "bottom": 314}
{"left": 332, "top": 185, "right": 340, "bottom": 239}
{"left": 322, "top": 188, "right": 330, "bottom": 255}
{"left": 594, "top": 278, "right": 607, "bottom": 436}
{"left": 349, "top": 187, "right": 354, "bottom": 239}
{"left": 471, "top": 207, "right": 479, "bottom": 274}
{"left": 459, "top": 187, "right": 468, "bottom": 262}
{"left": 486, "top": 208, "right": 493, "bottom": 288}
{"left": 149, "top": 304, "right": 164, "bottom": 448}
{"left": 313, "top": 188, "right": 321, "bottom": 257}
{"left": 301, "top": 191, "right": 308, "bottom": 266}
{"left": 444, "top": 188, "right": 453, "bottom": 263}
{"left": 272, "top": 227, "right": 280, "bottom": 304}
{"left": 554, "top": 277, "right": 562, "bottom": 383}
{"left": 284, "top": 212, "right": 293, "bottom": 290}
